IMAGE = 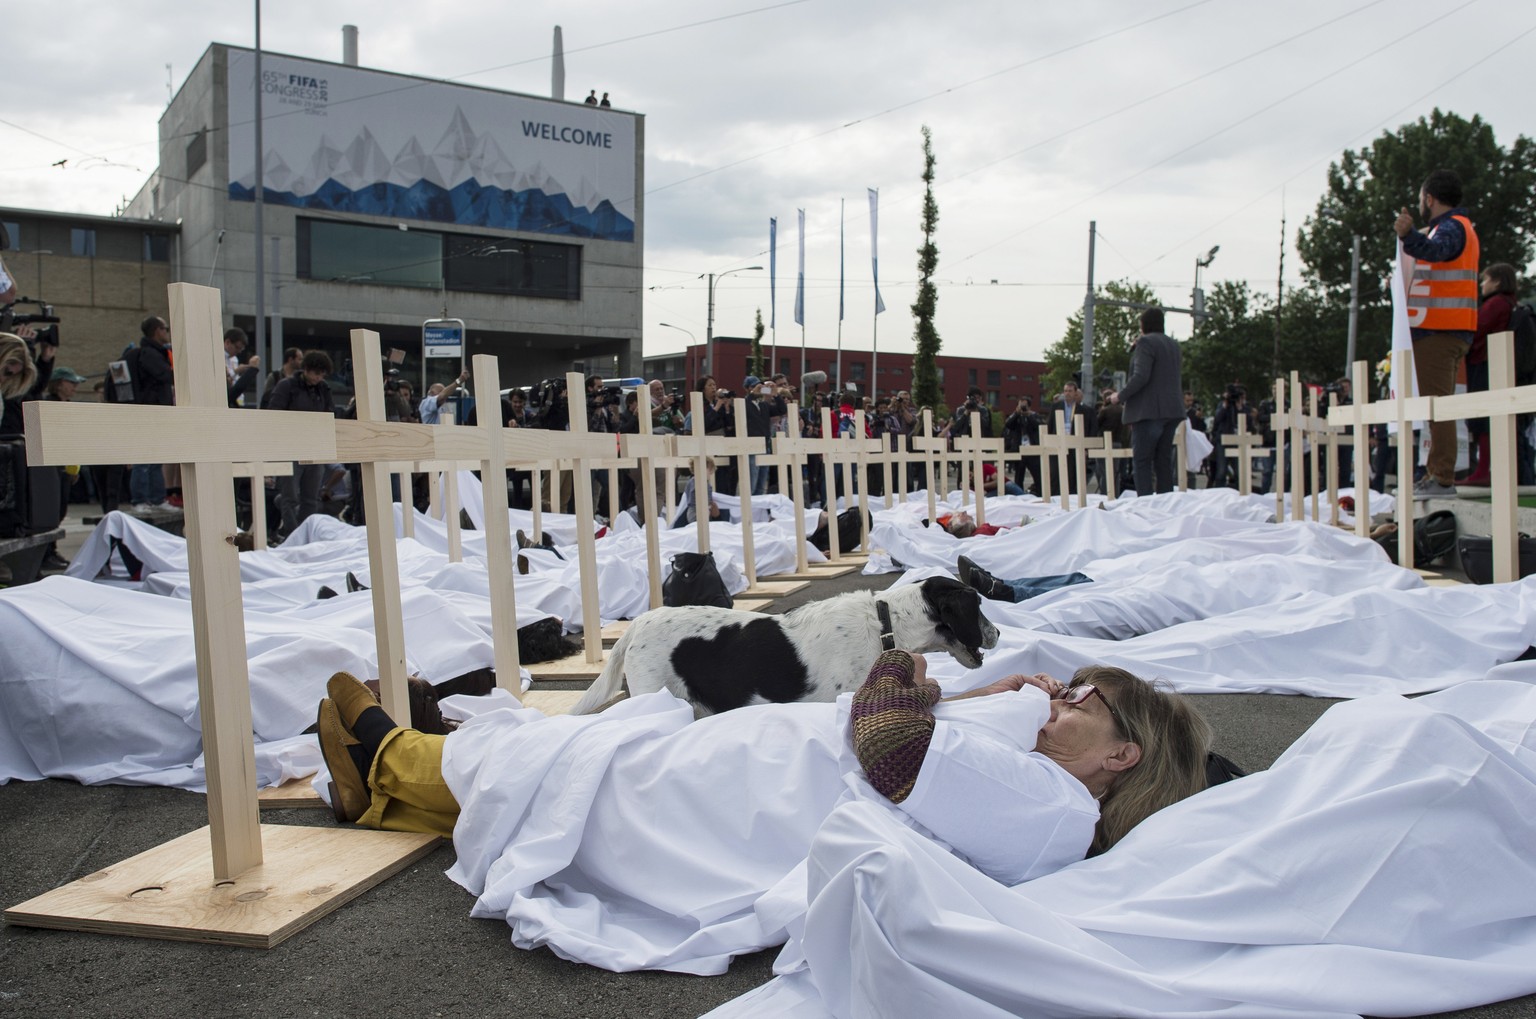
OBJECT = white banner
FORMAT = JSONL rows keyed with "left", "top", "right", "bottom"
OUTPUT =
{"left": 227, "top": 50, "right": 636, "bottom": 241}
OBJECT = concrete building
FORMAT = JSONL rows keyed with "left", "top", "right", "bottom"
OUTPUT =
{"left": 124, "top": 39, "right": 644, "bottom": 396}
{"left": 646, "top": 337, "right": 1048, "bottom": 412}
{"left": 0, "top": 211, "right": 180, "bottom": 387}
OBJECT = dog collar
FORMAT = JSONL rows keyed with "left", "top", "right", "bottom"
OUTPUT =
{"left": 876, "top": 599, "right": 895, "bottom": 651}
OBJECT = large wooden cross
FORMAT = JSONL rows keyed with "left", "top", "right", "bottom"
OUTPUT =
{"left": 909, "top": 410, "right": 949, "bottom": 524}
{"left": 1328, "top": 350, "right": 1432, "bottom": 566}
{"left": 1429, "top": 331, "right": 1527, "bottom": 582}
{"left": 1090, "top": 433, "right": 1134, "bottom": 501}
{"left": 1040, "top": 410, "right": 1098, "bottom": 510}
{"left": 1220, "top": 414, "right": 1267, "bottom": 497}
{"left": 820, "top": 408, "right": 882, "bottom": 552}
{"left": 229, "top": 461, "right": 290, "bottom": 550}
{"left": 619, "top": 392, "right": 672, "bottom": 609}
{"left": 1266, "top": 378, "right": 1294, "bottom": 524}
{"left": 766, "top": 402, "right": 819, "bottom": 573}
{"left": 950, "top": 411, "right": 1006, "bottom": 528}
{"left": 10, "top": 283, "right": 436, "bottom": 946}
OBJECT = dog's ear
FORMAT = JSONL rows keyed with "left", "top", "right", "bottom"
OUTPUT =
{"left": 921, "top": 577, "right": 988, "bottom": 650}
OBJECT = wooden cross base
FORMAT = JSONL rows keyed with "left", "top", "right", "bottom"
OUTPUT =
{"left": 737, "top": 579, "right": 811, "bottom": 599}
{"left": 5, "top": 824, "right": 439, "bottom": 948}
{"left": 256, "top": 778, "right": 325, "bottom": 810}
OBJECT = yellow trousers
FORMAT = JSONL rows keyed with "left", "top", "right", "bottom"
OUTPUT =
{"left": 356, "top": 727, "right": 460, "bottom": 839}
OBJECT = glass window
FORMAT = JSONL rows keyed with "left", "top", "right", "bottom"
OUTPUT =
{"left": 849, "top": 361, "right": 867, "bottom": 381}
{"left": 143, "top": 233, "right": 171, "bottom": 262}
{"left": 1, "top": 222, "right": 17, "bottom": 250}
{"left": 186, "top": 130, "right": 207, "bottom": 178}
{"left": 987, "top": 369, "right": 1001, "bottom": 386}
{"left": 71, "top": 228, "right": 96, "bottom": 257}
{"left": 967, "top": 368, "right": 977, "bottom": 385}
{"left": 443, "top": 234, "right": 581, "bottom": 300}
{"left": 297, "top": 218, "right": 444, "bottom": 289}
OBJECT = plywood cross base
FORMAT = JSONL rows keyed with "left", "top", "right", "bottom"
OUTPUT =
{"left": 4, "top": 824, "right": 439, "bottom": 949}
{"left": 600, "top": 620, "right": 630, "bottom": 645}
{"left": 256, "top": 778, "right": 325, "bottom": 810}
{"left": 526, "top": 650, "right": 608, "bottom": 680}
{"left": 737, "top": 579, "right": 811, "bottom": 599}
{"left": 732, "top": 598, "right": 772, "bottom": 612}
{"left": 518, "top": 689, "right": 593, "bottom": 716}
{"left": 762, "top": 564, "right": 858, "bottom": 581}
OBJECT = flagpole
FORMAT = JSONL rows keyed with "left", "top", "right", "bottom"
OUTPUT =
{"left": 836, "top": 198, "right": 844, "bottom": 396}
{"left": 868, "top": 188, "right": 886, "bottom": 398}
{"left": 769, "top": 217, "right": 778, "bottom": 380}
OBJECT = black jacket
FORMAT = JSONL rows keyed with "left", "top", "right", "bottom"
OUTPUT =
{"left": 267, "top": 374, "right": 335, "bottom": 415}
{"left": 128, "top": 338, "right": 175, "bottom": 407}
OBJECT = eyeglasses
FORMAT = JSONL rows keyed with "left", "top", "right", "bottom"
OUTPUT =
{"left": 1059, "top": 683, "right": 1127, "bottom": 735}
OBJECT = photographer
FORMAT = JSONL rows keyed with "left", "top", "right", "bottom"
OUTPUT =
{"left": 1210, "top": 384, "right": 1248, "bottom": 489}
{"left": 948, "top": 386, "right": 995, "bottom": 439}
{"left": 267, "top": 350, "right": 337, "bottom": 533}
{"left": 1003, "top": 396, "right": 1042, "bottom": 496}
{"left": 688, "top": 375, "right": 733, "bottom": 437}
{"left": 742, "top": 375, "right": 783, "bottom": 495}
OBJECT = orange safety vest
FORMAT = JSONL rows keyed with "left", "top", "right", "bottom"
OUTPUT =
{"left": 1406, "top": 214, "right": 1479, "bottom": 332}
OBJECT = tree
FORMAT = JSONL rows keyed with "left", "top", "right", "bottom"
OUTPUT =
{"left": 1040, "top": 279, "right": 1157, "bottom": 399}
{"left": 749, "top": 308, "right": 766, "bottom": 378}
{"left": 1181, "top": 281, "right": 1276, "bottom": 405}
{"left": 1296, "top": 110, "right": 1536, "bottom": 311}
{"left": 910, "top": 126, "right": 942, "bottom": 410}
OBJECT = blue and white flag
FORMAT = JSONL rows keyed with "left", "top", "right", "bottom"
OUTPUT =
{"left": 869, "top": 188, "right": 886, "bottom": 315}
{"left": 794, "top": 208, "right": 805, "bottom": 328}
{"left": 769, "top": 217, "right": 777, "bottom": 330}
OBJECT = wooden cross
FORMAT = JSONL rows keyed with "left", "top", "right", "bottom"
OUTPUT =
{"left": 1324, "top": 362, "right": 1374, "bottom": 538}
{"left": 1328, "top": 350, "right": 1432, "bottom": 566}
{"left": 11, "top": 283, "right": 436, "bottom": 945}
{"left": 909, "top": 409, "right": 949, "bottom": 525}
{"left": 767, "top": 402, "right": 819, "bottom": 574}
{"left": 1039, "top": 410, "right": 1098, "bottom": 510}
{"left": 230, "top": 461, "right": 291, "bottom": 550}
{"left": 1265, "top": 378, "right": 1293, "bottom": 524}
{"left": 619, "top": 391, "right": 673, "bottom": 609}
{"left": 1220, "top": 414, "right": 1267, "bottom": 496}
{"left": 671, "top": 391, "right": 751, "bottom": 554}
{"left": 1429, "top": 331, "right": 1527, "bottom": 582}
{"left": 950, "top": 411, "right": 1006, "bottom": 528}
{"left": 1089, "top": 433, "right": 1134, "bottom": 501}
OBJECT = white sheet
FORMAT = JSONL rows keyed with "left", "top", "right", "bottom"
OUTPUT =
{"left": 708, "top": 674, "right": 1536, "bottom": 1019}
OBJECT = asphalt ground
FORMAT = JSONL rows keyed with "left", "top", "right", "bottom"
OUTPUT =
{"left": 2, "top": 562, "right": 1533, "bottom": 1018}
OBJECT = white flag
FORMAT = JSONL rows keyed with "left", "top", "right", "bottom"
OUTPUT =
{"left": 1387, "top": 238, "right": 1422, "bottom": 434}
{"left": 869, "top": 188, "right": 885, "bottom": 315}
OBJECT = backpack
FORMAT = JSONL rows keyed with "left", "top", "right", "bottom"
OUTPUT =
{"left": 1413, "top": 509, "right": 1458, "bottom": 567}
{"left": 662, "top": 551, "right": 733, "bottom": 609}
{"left": 1510, "top": 302, "right": 1536, "bottom": 386}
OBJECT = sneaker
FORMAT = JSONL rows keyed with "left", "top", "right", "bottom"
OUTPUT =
{"left": 40, "top": 552, "right": 70, "bottom": 572}
{"left": 166, "top": 494, "right": 184, "bottom": 508}
{"left": 154, "top": 500, "right": 182, "bottom": 513}
{"left": 131, "top": 503, "right": 153, "bottom": 513}
{"left": 1411, "top": 477, "right": 1456, "bottom": 501}
{"left": 956, "top": 554, "right": 1016, "bottom": 602}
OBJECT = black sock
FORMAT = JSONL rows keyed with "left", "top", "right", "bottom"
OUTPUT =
{"left": 346, "top": 743, "right": 373, "bottom": 787}
{"left": 351, "top": 705, "right": 398, "bottom": 756}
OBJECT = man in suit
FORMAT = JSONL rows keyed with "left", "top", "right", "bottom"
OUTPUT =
{"left": 1118, "top": 307, "right": 1184, "bottom": 495}
{"left": 1046, "top": 380, "right": 1096, "bottom": 496}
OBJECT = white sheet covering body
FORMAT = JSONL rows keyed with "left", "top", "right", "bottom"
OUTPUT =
{"left": 438, "top": 686, "right": 1091, "bottom": 975}
{"left": 708, "top": 675, "right": 1536, "bottom": 1019}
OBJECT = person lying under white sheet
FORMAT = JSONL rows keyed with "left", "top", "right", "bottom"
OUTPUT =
{"left": 313, "top": 650, "right": 1211, "bottom": 975}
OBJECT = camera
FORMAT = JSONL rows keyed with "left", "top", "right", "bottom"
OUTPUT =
{"left": 718, "top": 389, "right": 734, "bottom": 400}
{"left": 601, "top": 384, "right": 623, "bottom": 407}
{"left": 384, "top": 368, "right": 403, "bottom": 392}
{"left": 1, "top": 297, "right": 61, "bottom": 345}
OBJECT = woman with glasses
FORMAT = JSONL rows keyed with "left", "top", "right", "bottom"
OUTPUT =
{"left": 315, "top": 648, "right": 1209, "bottom": 973}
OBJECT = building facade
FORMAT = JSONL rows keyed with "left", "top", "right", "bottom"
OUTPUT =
{"left": 124, "top": 42, "right": 644, "bottom": 396}
{"left": 646, "top": 337, "right": 1048, "bottom": 412}
{"left": 1, "top": 211, "right": 180, "bottom": 385}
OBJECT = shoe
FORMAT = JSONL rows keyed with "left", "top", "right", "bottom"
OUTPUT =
{"left": 167, "top": 494, "right": 184, "bottom": 508}
{"left": 1411, "top": 477, "right": 1456, "bottom": 500}
{"left": 517, "top": 553, "right": 530, "bottom": 575}
{"left": 316, "top": 698, "right": 369, "bottom": 823}
{"left": 345, "top": 571, "right": 368, "bottom": 594}
{"left": 327, "top": 671, "right": 380, "bottom": 730}
{"left": 132, "top": 503, "right": 153, "bottom": 513}
{"left": 154, "top": 500, "right": 182, "bottom": 513}
{"left": 957, "top": 555, "right": 1014, "bottom": 602}
{"left": 40, "top": 552, "right": 69, "bottom": 572}
{"left": 516, "top": 528, "right": 534, "bottom": 550}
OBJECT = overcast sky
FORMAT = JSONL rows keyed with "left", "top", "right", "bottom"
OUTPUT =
{"left": 5, "top": 0, "right": 1532, "bottom": 365}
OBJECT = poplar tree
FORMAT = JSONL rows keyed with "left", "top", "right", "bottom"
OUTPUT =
{"left": 749, "top": 308, "right": 766, "bottom": 378}
{"left": 910, "top": 126, "right": 942, "bottom": 410}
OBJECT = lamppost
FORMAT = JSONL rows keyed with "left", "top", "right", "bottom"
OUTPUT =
{"left": 1192, "top": 245, "right": 1219, "bottom": 324}
{"left": 657, "top": 322, "right": 695, "bottom": 383}
{"left": 702, "top": 265, "right": 763, "bottom": 379}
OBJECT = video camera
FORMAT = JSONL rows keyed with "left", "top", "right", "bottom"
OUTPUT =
{"left": 0, "top": 297, "right": 61, "bottom": 346}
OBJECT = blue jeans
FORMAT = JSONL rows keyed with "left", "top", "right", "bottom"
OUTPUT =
{"left": 1005, "top": 572, "right": 1093, "bottom": 602}
{"left": 129, "top": 464, "right": 165, "bottom": 506}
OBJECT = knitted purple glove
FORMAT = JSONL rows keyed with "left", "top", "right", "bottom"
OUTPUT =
{"left": 850, "top": 649, "right": 942, "bottom": 804}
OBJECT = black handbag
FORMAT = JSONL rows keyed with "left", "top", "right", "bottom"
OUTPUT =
{"left": 663, "top": 551, "right": 733, "bottom": 608}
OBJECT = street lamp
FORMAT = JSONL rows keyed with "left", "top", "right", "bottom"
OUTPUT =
{"left": 657, "top": 322, "right": 696, "bottom": 382}
{"left": 702, "top": 265, "right": 763, "bottom": 378}
{"left": 1192, "top": 245, "right": 1219, "bottom": 324}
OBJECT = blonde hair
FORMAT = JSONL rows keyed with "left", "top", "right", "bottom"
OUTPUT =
{"left": 0, "top": 333, "right": 38, "bottom": 400}
{"left": 1070, "top": 665, "right": 1211, "bottom": 854}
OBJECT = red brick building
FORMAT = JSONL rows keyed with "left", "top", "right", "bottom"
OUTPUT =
{"left": 644, "top": 336, "right": 1047, "bottom": 411}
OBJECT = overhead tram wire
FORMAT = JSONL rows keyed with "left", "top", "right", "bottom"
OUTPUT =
{"left": 644, "top": 0, "right": 1217, "bottom": 197}
{"left": 1129, "top": 18, "right": 1536, "bottom": 277}
{"left": 944, "top": 0, "right": 1480, "bottom": 271}
{"left": 680, "top": 0, "right": 1398, "bottom": 278}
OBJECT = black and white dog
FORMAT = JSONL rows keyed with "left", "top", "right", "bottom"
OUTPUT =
{"left": 568, "top": 577, "right": 999, "bottom": 717}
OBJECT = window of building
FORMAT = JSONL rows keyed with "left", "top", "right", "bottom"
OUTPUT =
{"left": 1, "top": 222, "right": 18, "bottom": 250}
{"left": 779, "top": 357, "right": 793, "bottom": 376}
{"left": 1007, "top": 373, "right": 1017, "bottom": 381}
{"left": 987, "top": 369, "right": 1001, "bottom": 386}
{"left": 443, "top": 234, "right": 581, "bottom": 300}
{"left": 70, "top": 228, "right": 96, "bottom": 257}
{"left": 186, "top": 130, "right": 207, "bottom": 178}
{"left": 937, "top": 367, "right": 945, "bottom": 384}
{"left": 988, "top": 391, "right": 1000, "bottom": 407}
{"left": 297, "top": 218, "right": 444, "bottom": 289}
{"left": 967, "top": 368, "right": 978, "bottom": 385}
{"left": 143, "top": 233, "right": 171, "bottom": 262}
{"left": 1019, "top": 374, "right": 1033, "bottom": 382}
{"left": 849, "top": 361, "right": 867, "bottom": 381}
